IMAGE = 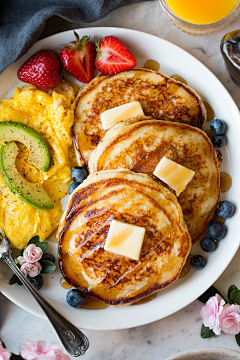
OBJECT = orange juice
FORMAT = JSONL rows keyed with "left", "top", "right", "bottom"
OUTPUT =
{"left": 165, "top": 0, "right": 238, "bottom": 24}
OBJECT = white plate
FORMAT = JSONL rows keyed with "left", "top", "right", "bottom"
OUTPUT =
{"left": 0, "top": 27, "right": 240, "bottom": 331}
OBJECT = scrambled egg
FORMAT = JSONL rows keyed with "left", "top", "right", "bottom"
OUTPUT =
{"left": 0, "top": 81, "right": 78, "bottom": 249}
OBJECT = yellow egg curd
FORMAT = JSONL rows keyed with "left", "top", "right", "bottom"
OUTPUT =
{"left": 0, "top": 81, "right": 78, "bottom": 249}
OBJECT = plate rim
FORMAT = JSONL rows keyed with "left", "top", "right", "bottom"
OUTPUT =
{"left": 1, "top": 26, "right": 240, "bottom": 330}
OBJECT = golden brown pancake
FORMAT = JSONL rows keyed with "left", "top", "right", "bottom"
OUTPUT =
{"left": 58, "top": 170, "right": 191, "bottom": 305}
{"left": 89, "top": 118, "right": 220, "bottom": 246}
{"left": 73, "top": 69, "right": 207, "bottom": 166}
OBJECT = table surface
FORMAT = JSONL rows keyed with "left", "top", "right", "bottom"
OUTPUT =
{"left": 1, "top": 1, "right": 240, "bottom": 359}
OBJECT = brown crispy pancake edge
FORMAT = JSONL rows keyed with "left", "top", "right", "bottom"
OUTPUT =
{"left": 58, "top": 171, "right": 191, "bottom": 305}
{"left": 72, "top": 69, "right": 207, "bottom": 166}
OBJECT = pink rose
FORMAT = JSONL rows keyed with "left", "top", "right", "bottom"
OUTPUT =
{"left": 20, "top": 261, "right": 42, "bottom": 277}
{"left": 200, "top": 294, "right": 225, "bottom": 335}
{"left": 20, "top": 340, "right": 70, "bottom": 360}
{"left": 219, "top": 304, "right": 240, "bottom": 335}
{"left": 0, "top": 341, "right": 11, "bottom": 360}
{"left": 17, "top": 244, "right": 43, "bottom": 265}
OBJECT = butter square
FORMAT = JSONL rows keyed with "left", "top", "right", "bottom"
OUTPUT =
{"left": 153, "top": 157, "right": 195, "bottom": 196}
{"left": 100, "top": 101, "right": 144, "bottom": 130}
{"left": 104, "top": 220, "right": 145, "bottom": 260}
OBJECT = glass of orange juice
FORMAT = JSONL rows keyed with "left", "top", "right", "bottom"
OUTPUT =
{"left": 159, "top": 0, "right": 240, "bottom": 35}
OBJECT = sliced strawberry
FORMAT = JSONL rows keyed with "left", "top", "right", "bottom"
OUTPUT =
{"left": 17, "top": 50, "right": 61, "bottom": 89}
{"left": 60, "top": 31, "right": 96, "bottom": 83}
{"left": 95, "top": 36, "right": 137, "bottom": 76}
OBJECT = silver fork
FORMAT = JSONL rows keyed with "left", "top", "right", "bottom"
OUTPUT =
{"left": 0, "top": 231, "right": 89, "bottom": 357}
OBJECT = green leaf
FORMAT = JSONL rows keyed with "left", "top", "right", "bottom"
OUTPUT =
{"left": 9, "top": 274, "right": 22, "bottom": 285}
{"left": 230, "top": 289, "right": 240, "bottom": 304}
{"left": 36, "top": 241, "right": 48, "bottom": 252}
{"left": 39, "top": 260, "right": 56, "bottom": 274}
{"left": 201, "top": 324, "right": 215, "bottom": 338}
{"left": 198, "top": 286, "right": 225, "bottom": 303}
{"left": 235, "top": 332, "right": 240, "bottom": 347}
{"left": 19, "top": 248, "right": 24, "bottom": 256}
{"left": 228, "top": 285, "right": 238, "bottom": 301}
{"left": 27, "top": 235, "right": 40, "bottom": 245}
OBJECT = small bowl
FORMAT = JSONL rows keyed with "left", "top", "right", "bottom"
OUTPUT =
{"left": 158, "top": 0, "right": 240, "bottom": 35}
{"left": 165, "top": 347, "right": 240, "bottom": 360}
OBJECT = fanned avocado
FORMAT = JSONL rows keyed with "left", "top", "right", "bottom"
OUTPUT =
{"left": 0, "top": 122, "right": 51, "bottom": 171}
{"left": 0, "top": 142, "right": 54, "bottom": 209}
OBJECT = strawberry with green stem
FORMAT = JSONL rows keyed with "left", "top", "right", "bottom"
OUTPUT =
{"left": 60, "top": 31, "right": 96, "bottom": 83}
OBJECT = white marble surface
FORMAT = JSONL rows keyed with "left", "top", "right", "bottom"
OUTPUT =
{"left": 1, "top": 1, "right": 240, "bottom": 359}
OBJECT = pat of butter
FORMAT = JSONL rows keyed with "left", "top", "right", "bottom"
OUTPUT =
{"left": 104, "top": 220, "right": 145, "bottom": 260}
{"left": 153, "top": 157, "right": 195, "bottom": 196}
{"left": 100, "top": 101, "right": 144, "bottom": 130}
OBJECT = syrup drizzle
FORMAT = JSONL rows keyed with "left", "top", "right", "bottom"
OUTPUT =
{"left": 143, "top": 60, "right": 160, "bottom": 72}
{"left": 60, "top": 277, "right": 108, "bottom": 309}
{"left": 205, "top": 130, "right": 215, "bottom": 139}
{"left": 203, "top": 101, "right": 215, "bottom": 122}
{"left": 220, "top": 172, "right": 232, "bottom": 192}
{"left": 60, "top": 277, "right": 72, "bottom": 289}
{"left": 179, "top": 254, "right": 192, "bottom": 278}
{"left": 171, "top": 74, "right": 187, "bottom": 85}
{"left": 132, "top": 293, "right": 157, "bottom": 305}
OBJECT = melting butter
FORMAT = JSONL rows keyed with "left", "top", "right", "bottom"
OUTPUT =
{"left": 153, "top": 157, "right": 195, "bottom": 196}
{"left": 104, "top": 220, "right": 145, "bottom": 260}
{"left": 100, "top": 101, "right": 144, "bottom": 130}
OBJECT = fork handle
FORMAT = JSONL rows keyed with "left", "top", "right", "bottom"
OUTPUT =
{"left": 2, "top": 253, "right": 89, "bottom": 357}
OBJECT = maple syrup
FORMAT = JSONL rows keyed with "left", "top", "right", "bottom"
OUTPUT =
{"left": 60, "top": 277, "right": 108, "bottom": 309}
{"left": 203, "top": 101, "right": 215, "bottom": 122}
{"left": 220, "top": 172, "right": 232, "bottom": 192}
{"left": 81, "top": 295, "right": 108, "bottom": 310}
{"left": 144, "top": 60, "right": 160, "bottom": 72}
{"left": 171, "top": 74, "right": 187, "bottom": 85}
{"left": 60, "top": 277, "right": 72, "bottom": 289}
{"left": 205, "top": 130, "right": 215, "bottom": 139}
{"left": 132, "top": 293, "right": 156, "bottom": 305}
{"left": 179, "top": 254, "right": 192, "bottom": 278}
{"left": 213, "top": 213, "right": 225, "bottom": 224}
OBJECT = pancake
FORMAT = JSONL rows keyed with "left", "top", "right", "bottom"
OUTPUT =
{"left": 58, "top": 170, "right": 191, "bottom": 305}
{"left": 89, "top": 118, "right": 220, "bottom": 246}
{"left": 73, "top": 69, "right": 207, "bottom": 166}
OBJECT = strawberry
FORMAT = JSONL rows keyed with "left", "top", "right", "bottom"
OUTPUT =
{"left": 60, "top": 31, "right": 96, "bottom": 83}
{"left": 95, "top": 36, "right": 137, "bottom": 76}
{"left": 17, "top": 50, "right": 61, "bottom": 89}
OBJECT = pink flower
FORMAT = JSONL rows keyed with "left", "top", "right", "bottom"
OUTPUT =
{"left": 20, "top": 340, "right": 70, "bottom": 360}
{"left": 20, "top": 261, "right": 42, "bottom": 277}
{"left": 17, "top": 244, "right": 43, "bottom": 265}
{"left": 200, "top": 294, "right": 225, "bottom": 335}
{"left": 219, "top": 304, "right": 240, "bottom": 335}
{"left": 0, "top": 341, "right": 11, "bottom": 360}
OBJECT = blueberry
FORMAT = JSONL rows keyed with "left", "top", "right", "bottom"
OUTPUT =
{"left": 66, "top": 289, "right": 85, "bottom": 308}
{"left": 68, "top": 182, "right": 81, "bottom": 195}
{"left": 41, "top": 252, "right": 55, "bottom": 263}
{"left": 216, "top": 201, "right": 235, "bottom": 219}
{"left": 207, "top": 221, "right": 226, "bottom": 240}
{"left": 190, "top": 255, "right": 206, "bottom": 270}
{"left": 71, "top": 167, "right": 88, "bottom": 183}
{"left": 211, "top": 135, "right": 225, "bottom": 148}
{"left": 27, "top": 274, "right": 43, "bottom": 290}
{"left": 210, "top": 119, "right": 226, "bottom": 135}
{"left": 200, "top": 237, "right": 216, "bottom": 252}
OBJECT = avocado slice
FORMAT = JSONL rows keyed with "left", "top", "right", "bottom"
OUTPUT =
{"left": 0, "top": 122, "right": 51, "bottom": 171}
{"left": 0, "top": 141, "right": 54, "bottom": 209}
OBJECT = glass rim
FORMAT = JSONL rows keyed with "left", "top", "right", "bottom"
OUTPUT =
{"left": 158, "top": 0, "right": 240, "bottom": 34}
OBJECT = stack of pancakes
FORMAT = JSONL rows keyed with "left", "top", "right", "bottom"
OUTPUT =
{"left": 58, "top": 69, "right": 220, "bottom": 305}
